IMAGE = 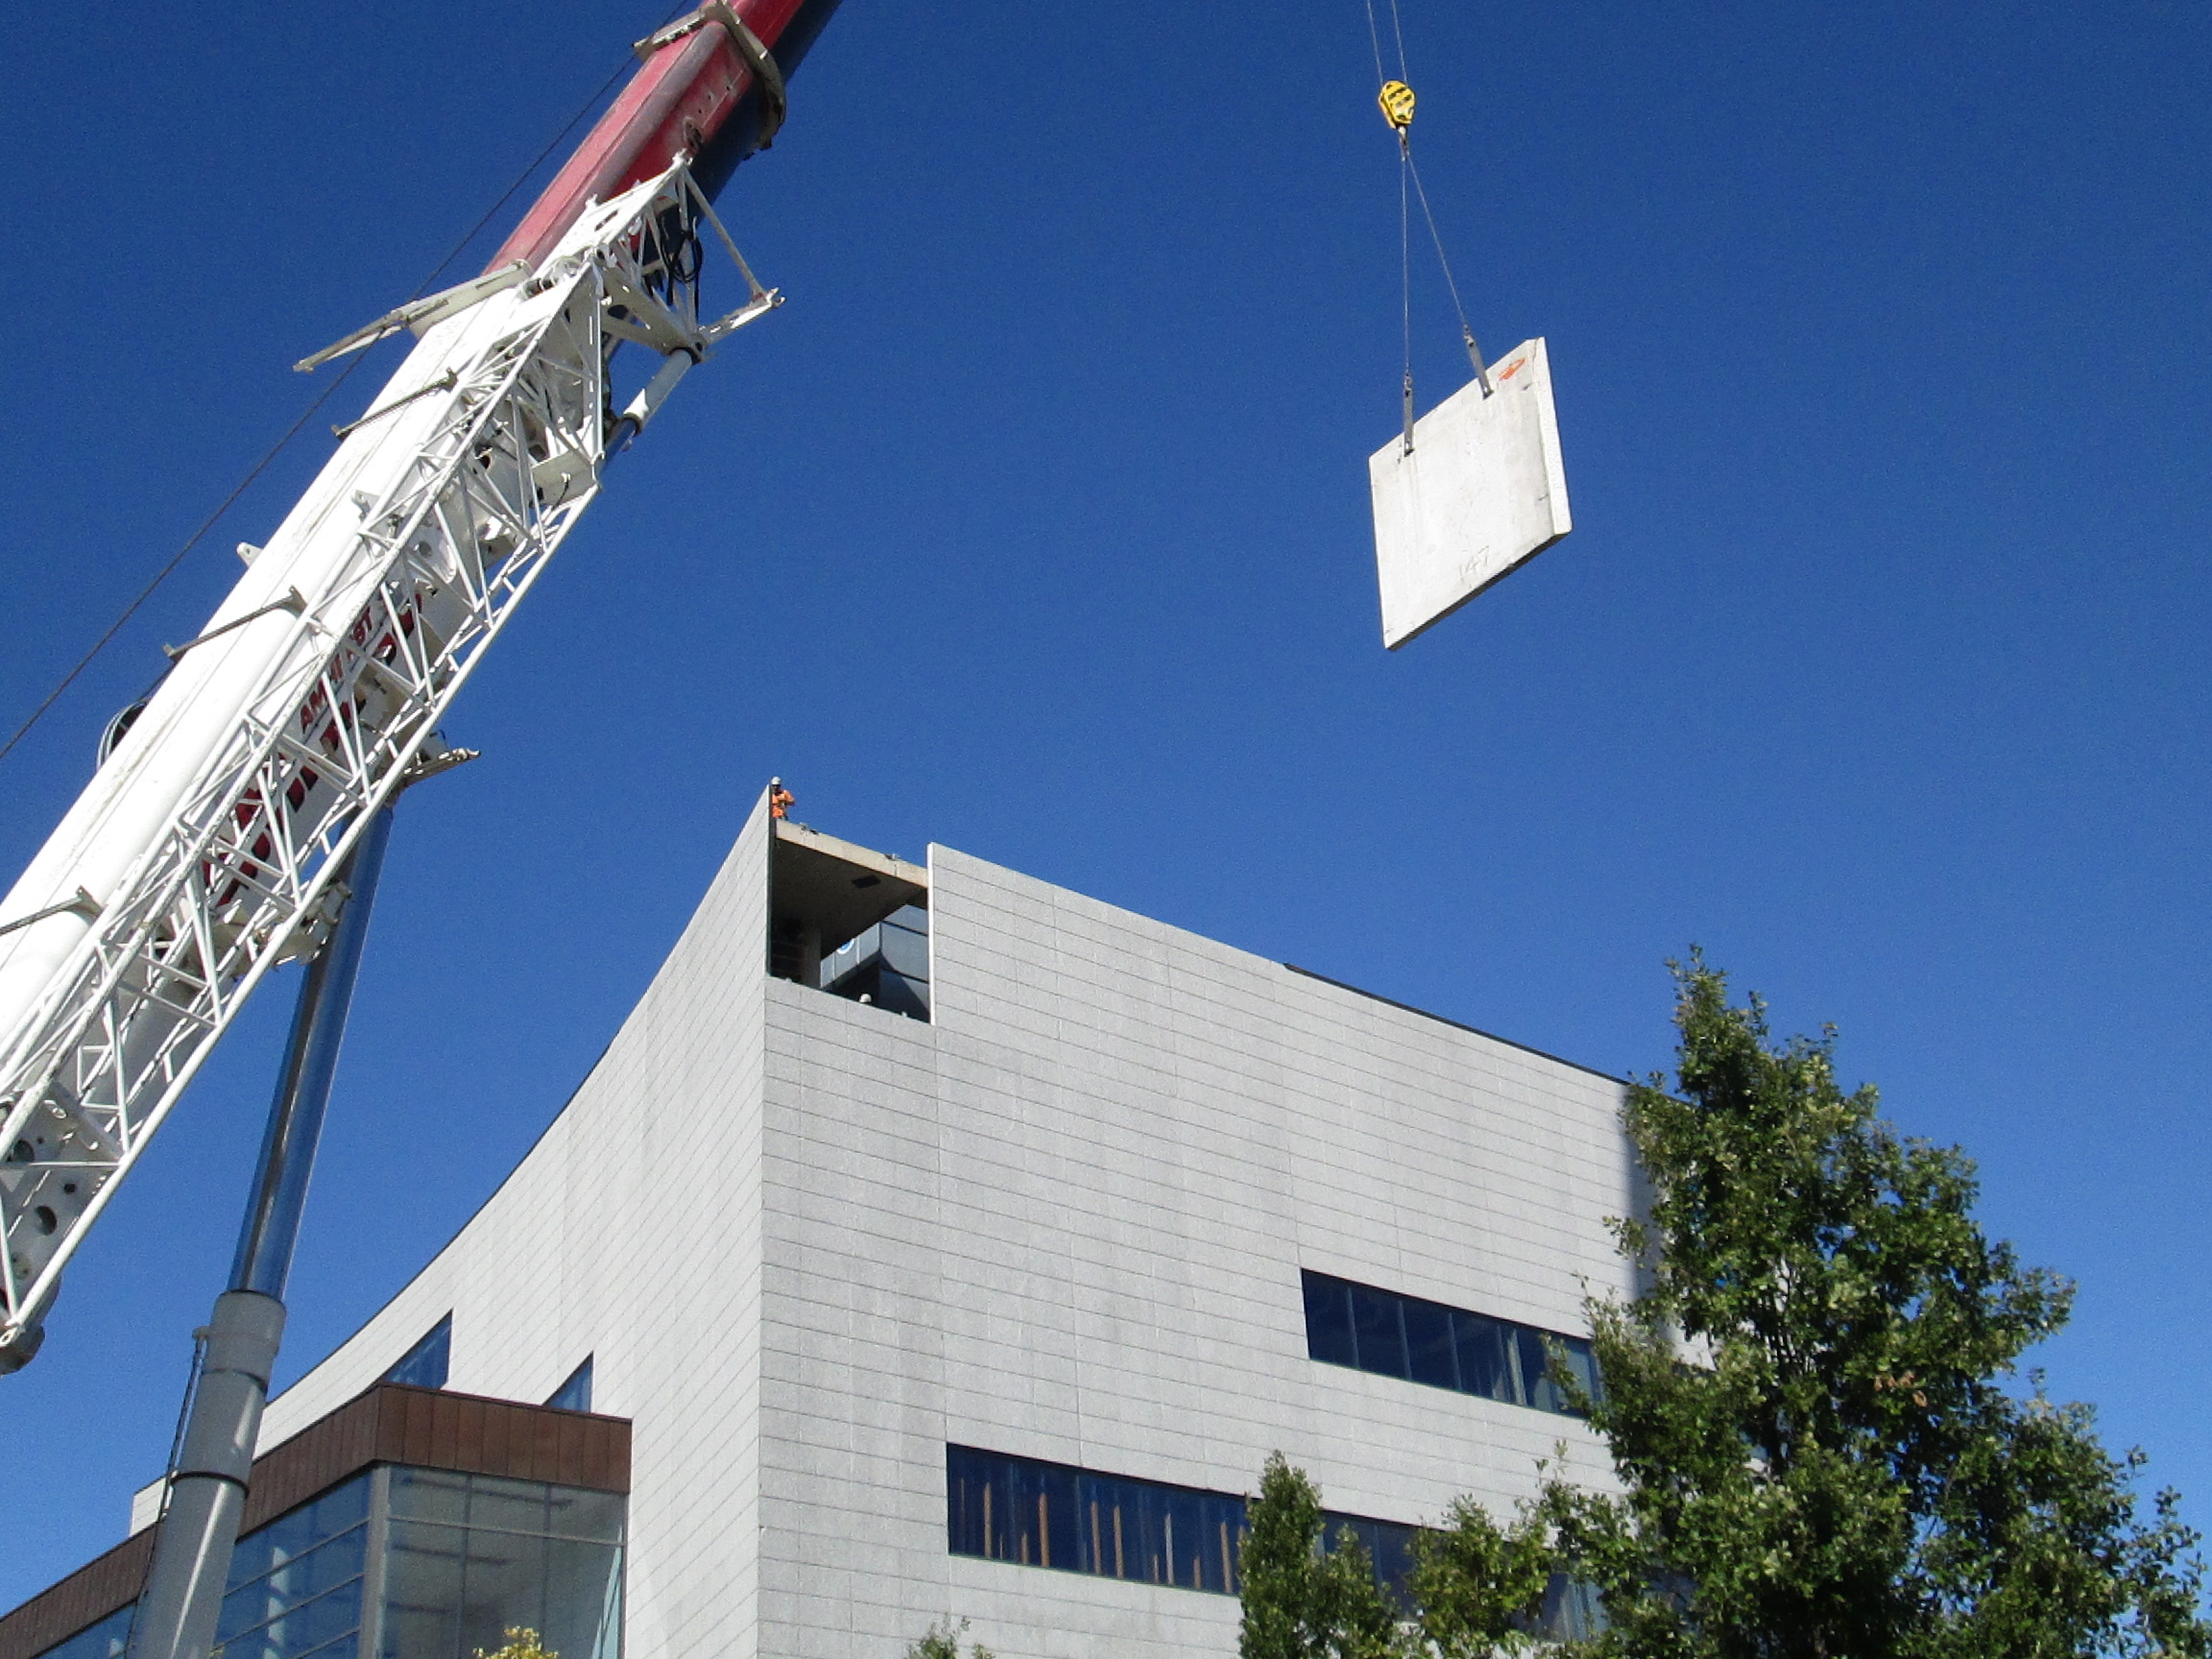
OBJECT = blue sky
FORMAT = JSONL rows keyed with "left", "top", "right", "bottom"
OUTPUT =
{"left": 2, "top": 0, "right": 2206, "bottom": 1610}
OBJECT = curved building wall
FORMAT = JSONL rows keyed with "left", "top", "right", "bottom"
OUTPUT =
{"left": 231, "top": 792, "right": 1635, "bottom": 1659}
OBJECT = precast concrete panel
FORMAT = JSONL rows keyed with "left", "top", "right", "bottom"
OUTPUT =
{"left": 1370, "top": 338, "right": 1571, "bottom": 649}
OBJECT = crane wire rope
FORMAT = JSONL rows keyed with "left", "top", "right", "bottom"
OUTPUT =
{"left": 0, "top": 23, "right": 680, "bottom": 776}
{"left": 1363, "top": 0, "right": 1490, "bottom": 455}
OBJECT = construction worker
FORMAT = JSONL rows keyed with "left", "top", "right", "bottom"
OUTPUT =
{"left": 769, "top": 778, "right": 794, "bottom": 821}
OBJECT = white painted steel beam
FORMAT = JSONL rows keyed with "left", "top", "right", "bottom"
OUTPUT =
{"left": 0, "top": 164, "right": 762, "bottom": 1364}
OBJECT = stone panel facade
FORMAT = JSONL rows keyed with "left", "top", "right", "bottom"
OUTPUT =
{"left": 115, "top": 792, "right": 1635, "bottom": 1659}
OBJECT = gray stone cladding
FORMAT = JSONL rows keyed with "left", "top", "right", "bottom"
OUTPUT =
{"left": 221, "top": 793, "right": 1636, "bottom": 1659}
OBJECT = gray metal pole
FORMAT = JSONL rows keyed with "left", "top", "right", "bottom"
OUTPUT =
{"left": 129, "top": 805, "right": 396, "bottom": 1659}
{"left": 230, "top": 806, "right": 396, "bottom": 1300}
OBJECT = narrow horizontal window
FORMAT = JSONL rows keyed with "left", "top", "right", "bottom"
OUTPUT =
{"left": 943, "top": 1444, "right": 1591, "bottom": 1636}
{"left": 947, "top": 1445, "right": 1413, "bottom": 1601}
{"left": 947, "top": 1445, "right": 1249, "bottom": 1596}
{"left": 1300, "top": 1270, "right": 1599, "bottom": 1418}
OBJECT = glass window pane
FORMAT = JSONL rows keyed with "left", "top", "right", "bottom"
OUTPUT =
{"left": 1452, "top": 1310, "right": 1515, "bottom": 1403}
{"left": 872, "top": 969, "right": 931, "bottom": 1020}
{"left": 466, "top": 1476, "right": 554, "bottom": 1538}
{"left": 1302, "top": 1273, "right": 1357, "bottom": 1367}
{"left": 221, "top": 1580, "right": 363, "bottom": 1659}
{"left": 228, "top": 1477, "right": 364, "bottom": 1592}
{"left": 1350, "top": 1284, "right": 1408, "bottom": 1378}
{"left": 1074, "top": 1474, "right": 1112, "bottom": 1578}
{"left": 1212, "top": 1495, "right": 1247, "bottom": 1601}
{"left": 375, "top": 1474, "right": 624, "bottom": 1659}
{"left": 1539, "top": 1573, "right": 1609, "bottom": 1640}
{"left": 1163, "top": 1489, "right": 1207, "bottom": 1590}
{"left": 1558, "top": 1335, "right": 1601, "bottom": 1408}
{"left": 947, "top": 1447, "right": 988, "bottom": 1558}
{"left": 388, "top": 1470, "right": 469, "bottom": 1527}
{"left": 454, "top": 1526, "right": 550, "bottom": 1659}
{"left": 542, "top": 1486, "right": 625, "bottom": 1544}
{"left": 1366, "top": 1518, "right": 1419, "bottom": 1609}
{"left": 1002, "top": 1457, "right": 1037, "bottom": 1568}
{"left": 42, "top": 1605, "right": 134, "bottom": 1659}
{"left": 1101, "top": 1481, "right": 1133, "bottom": 1579}
{"left": 379, "top": 1521, "right": 466, "bottom": 1659}
{"left": 940, "top": 1446, "right": 1261, "bottom": 1599}
{"left": 876, "top": 920, "right": 929, "bottom": 980}
{"left": 539, "top": 1538, "right": 622, "bottom": 1659}
{"left": 220, "top": 1530, "right": 367, "bottom": 1642}
{"left": 1402, "top": 1297, "right": 1457, "bottom": 1390}
{"left": 544, "top": 1358, "right": 592, "bottom": 1414}
{"left": 1039, "top": 1463, "right": 1080, "bottom": 1575}
{"left": 1516, "top": 1327, "right": 1561, "bottom": 1413}
{"left": 382, "top": 1317, "right": 450, "bottom": 1391}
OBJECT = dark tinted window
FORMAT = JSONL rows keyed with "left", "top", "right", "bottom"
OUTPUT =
{"left": 1302, "top": 1273, "right": 1356, "bottom": 1367}
{"left": 948, "top": 1444, "right": 1246, "bottom": 1595}
{"left": 943, "top": 1444, "right": 1599, "bottom": 1637}
{"left": 1300, "top": 1271, "right": 1599, "bottom": 1418}
{"left": 1349, "top": 1283, "right": 1408, "bottom": 1378}
{"left": 1452, "top": 1310, "right": 1515, "bottom": 1403}
{"left": 382, "top": 1315, "right": 450, "bottom": 1391}
{"left": 545, "top": 1357, "right": 592, "bottom": 1413}
{"left": 1327, "top": 1514, "right": 1421, "bottom": 1608}
{"left": 1556, "top": 1335, "right": 1601, "bottom": 1406}
{"left": 949, "top": 1445, "right": 1409, "bottom": 1601}
{"left": 1516, "top": 1326, "right": 1561, "bottom": 1412}
{"left": 37, "top": 1606, "right": 132, "bottom": 1659}
{"left": 1402, "top": 1298, "right": 1457, "bottom": 1390}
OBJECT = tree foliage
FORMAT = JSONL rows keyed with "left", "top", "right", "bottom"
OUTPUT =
{"left": 473, "top": 1630, "right": 556, "bottom": 1659}
{"left": 905, "top": 1617, "right": 994, "bottom": 1659}
{"left": 1240, "top": 1453, "right": 1403, "bottom": 1659}
{"left": 1550, "top": 956, "right": 2209, "bottom": 1657}
{"left": 1247, "top": 958, "right": 2209, "bottom": 1658}
{"left": 1405, "top": 1490, "right": 1564, "bottom": 1657}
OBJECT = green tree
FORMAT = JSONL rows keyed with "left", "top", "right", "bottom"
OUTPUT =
{"left": 1240, "top": 1453, "right": 1404, "bottom": 1659}
{"left": 1405, "top": 1489, "right": 1562, "bottom": 1657}
{"left": 1525, "top": 956, "right": 2211, "bottom": 1657}
{"left": 905, "top": 1618, "right": 994, "bottom": 1659}
{"left": 473, "top": 1631, "right": 556, "bottom": 1659}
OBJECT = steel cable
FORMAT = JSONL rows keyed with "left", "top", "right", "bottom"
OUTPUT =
{"left": 1359, "top": 0, "right": 1491, "bottom": 449}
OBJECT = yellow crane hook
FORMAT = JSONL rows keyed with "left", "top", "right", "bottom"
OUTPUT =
{"left": 1378, "top": 80, "right": 1416, "bottom": 132}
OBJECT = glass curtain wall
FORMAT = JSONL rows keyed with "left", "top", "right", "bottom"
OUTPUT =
{"left": 34, "top": 1469, "right": 625, "bottom": 1659}
{"left": 377, "top": 1471, "right": 623, "bottom": 1659}
{"left": 217, "top": 1475, "right": 373, "bottom": 1659}
{"left": 37, "top": 1605, "right": 132, "bottom": 1659}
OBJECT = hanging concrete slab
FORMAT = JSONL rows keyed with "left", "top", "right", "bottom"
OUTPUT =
{"left": 1369, "top": 337, "right": 1571, "bottom": 649}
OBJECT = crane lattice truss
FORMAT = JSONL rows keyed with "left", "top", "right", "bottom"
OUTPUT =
{"left": 0, "top": 163, "right": 764, "bottom": 1357}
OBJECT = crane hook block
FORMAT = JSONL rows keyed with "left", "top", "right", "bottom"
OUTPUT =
{"left": 1379, "top": 81, "right": 1416, "bottom": 132}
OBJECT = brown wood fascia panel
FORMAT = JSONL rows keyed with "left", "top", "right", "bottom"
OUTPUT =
{"left": 0, "top": 1531, "right": 151, "bottom": 1659}
{"left": 0, "top": 1386, "right": 629, "bottom": 1659}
